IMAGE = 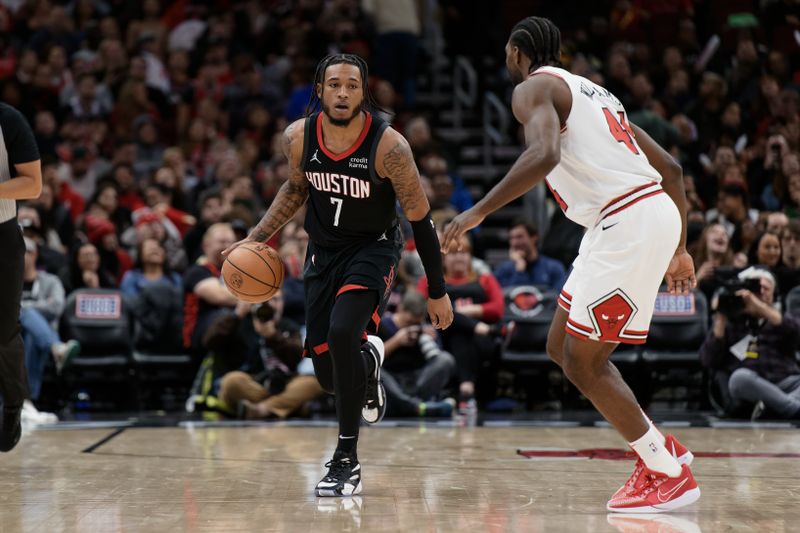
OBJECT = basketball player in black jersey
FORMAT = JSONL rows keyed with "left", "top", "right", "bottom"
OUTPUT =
{"left": 223, "top": 54, "right": 453, "bottom": 497}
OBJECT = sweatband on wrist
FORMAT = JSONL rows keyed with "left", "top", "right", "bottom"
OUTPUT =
{"left": 410, "top": 212, "right": 446, "bottom": 299}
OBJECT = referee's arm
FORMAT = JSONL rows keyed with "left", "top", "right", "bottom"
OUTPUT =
{"left": 0, "top": 160, "right": 42, "bottom": 199}
{"left": 0, "top": 107, "right": 42, "bottom": 199}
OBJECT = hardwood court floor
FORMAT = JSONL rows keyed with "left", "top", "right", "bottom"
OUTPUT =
{"left": 1, "top": 424, "right": 798, "bottom": 532}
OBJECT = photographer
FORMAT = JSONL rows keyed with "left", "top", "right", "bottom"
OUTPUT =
{"left": 377, "top": 291, "right": 456, "bottom": 417}
{"left": 217, "top": 293, "right": 323, "bottom": 419}
{"left": 699, "top": 267, "right": 800, "bottom": 419}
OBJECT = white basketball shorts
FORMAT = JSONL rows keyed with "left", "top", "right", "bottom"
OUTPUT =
{"left": 558, "top": 187, "right": 681, "bottom": 344}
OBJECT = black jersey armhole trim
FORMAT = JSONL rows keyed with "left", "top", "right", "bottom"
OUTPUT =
{"left": 299, "top": 114, "right": 315, "bottom": 173}
{"left": 369, "top": 120, "right": 390, "bottom": 184}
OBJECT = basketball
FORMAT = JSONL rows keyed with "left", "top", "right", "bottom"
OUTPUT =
{"left": 222, "top": 242, "right": 284, "bottom": 303}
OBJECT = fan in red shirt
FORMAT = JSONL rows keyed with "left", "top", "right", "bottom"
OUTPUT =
{"left": 418, "top": 233, "right": 504, "bottom": 410}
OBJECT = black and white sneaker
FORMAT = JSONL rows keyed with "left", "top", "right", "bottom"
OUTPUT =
{"left": 315, "top": 450, "right": 363, "bottom": 497}
{"left": 361, "top": 335, "right": 386, "bottom": 424}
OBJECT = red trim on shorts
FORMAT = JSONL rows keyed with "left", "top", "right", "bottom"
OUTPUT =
{"left": 601, "top": 182, "right": 657, "bottom": 212}
{"left": 617, "top": 337, "right": 647, "bottom": 345}
{"left": 336, "top": 284, "right": 369, "bottom": 297}
{"left": 316, "top": 112, "right": 373, "bottom": 161}
{"left": 567, "top": 318, "right": 593, "bottom": 334}
{"left": 619, "top": 328, "right": 648, "bottom": 344}
{"left": 313, "top": 342, "right": 329, "bottom": 355}
{"left": 559, "top": 290, "right": 572, "bottom": 309}
{"left": 601, "top": 190, "right": 665, "bottom": 221}
{"left": 565, "top": 326, "right": 591, "bottom": 341}
{"left": 557, "top": 297, "right": 571, "bottom": 311}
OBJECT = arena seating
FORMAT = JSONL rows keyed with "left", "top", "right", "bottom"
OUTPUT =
{"left": 59, "top": 288, "right": 135, "bottom": 408}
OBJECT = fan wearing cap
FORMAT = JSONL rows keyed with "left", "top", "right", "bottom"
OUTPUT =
{"left": 700, "top": 266, "right": 800, "bottom": 419}
{"left": 0, "top": 100, "right": 44, "bottom": 451}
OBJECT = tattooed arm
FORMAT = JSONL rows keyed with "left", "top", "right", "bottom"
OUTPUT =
{"left": 377, "top": 129, "right": 453, "bottom": 329}
{"left": 376, "top": 129, "right": 430, "bottom": 221}
{"left": 223, "top": 119, "right": 308, "bottom": 254}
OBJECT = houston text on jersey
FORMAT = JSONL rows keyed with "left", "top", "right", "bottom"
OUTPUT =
{"left": 305, "top": 171, "right": 371, "bottom": 199}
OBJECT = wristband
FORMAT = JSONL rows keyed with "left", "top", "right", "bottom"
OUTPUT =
{"left": 410, "top": 212, "right": 446, "bottom": 299}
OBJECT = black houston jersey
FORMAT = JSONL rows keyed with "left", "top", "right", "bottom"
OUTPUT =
{"left": 300, "top": 111, "right": 397, "bottom": 247}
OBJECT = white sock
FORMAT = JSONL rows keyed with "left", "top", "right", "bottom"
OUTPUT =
{"left": 629, "top": 425, "right": 681, "bottom": 477}
{"left": 640, "top": 408, "right": 666, "bottom": 446}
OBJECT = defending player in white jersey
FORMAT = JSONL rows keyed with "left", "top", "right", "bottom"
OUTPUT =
{"left": 442, "top": 16, "right": 700, "bottom": 513}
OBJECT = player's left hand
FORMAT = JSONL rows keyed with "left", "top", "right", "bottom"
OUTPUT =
{"left": 427, "top": 294, "right": 454, "bottom": 330}
{"left": 665, "top": 249, "right": 696, "bottom": 295}
{"left": 441, "top": 208, "right": 485, "bottom": 253}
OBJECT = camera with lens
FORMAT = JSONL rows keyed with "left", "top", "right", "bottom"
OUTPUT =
{"left": 716, "top": 276, "right": 761, "bottom": 318}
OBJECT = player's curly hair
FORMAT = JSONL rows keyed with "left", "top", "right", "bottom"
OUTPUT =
{"left": 304, "top": 54, "right": 384, "bottom": 116}
{"left": 509, "top": 16, "right": 562, "bottom": 72}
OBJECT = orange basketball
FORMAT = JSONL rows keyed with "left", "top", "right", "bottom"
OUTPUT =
{"left": 222, "top": 242, "right": 284, "bottom": 303}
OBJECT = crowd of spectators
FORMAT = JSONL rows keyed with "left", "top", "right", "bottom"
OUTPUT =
{"left": 3, "top": 1, "right": 799, "bottom": 420}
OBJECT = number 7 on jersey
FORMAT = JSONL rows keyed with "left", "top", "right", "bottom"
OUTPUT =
{"left": 330, "top": 197, "right": 343, "bottom": 226}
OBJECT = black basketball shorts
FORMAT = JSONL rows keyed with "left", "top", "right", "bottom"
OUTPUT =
{"left": 303, "top": 226, "right": 402, "bottom": 357}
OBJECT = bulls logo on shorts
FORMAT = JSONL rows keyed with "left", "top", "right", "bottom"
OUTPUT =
{"left": 587, "top": 289, "right": 638, "bottom": 343}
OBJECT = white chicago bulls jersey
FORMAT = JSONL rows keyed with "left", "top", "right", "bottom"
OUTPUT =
{"left": 531, "top": 66, "right": 663, "bottom": 229}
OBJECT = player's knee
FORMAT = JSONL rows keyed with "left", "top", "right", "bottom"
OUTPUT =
{"left": 316, "top": 374, "right": 335, "bottom": 395}
{"left": 561, "top": 346, "right": 597, "bottom": 389}
{"left": 326, "top": 320, "right": 359, "bottom": 357}
{"left": 546, "top": 335, "right": 564, "bottom": 367}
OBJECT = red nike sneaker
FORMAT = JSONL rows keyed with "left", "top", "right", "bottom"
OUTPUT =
{"left": 611, "top": 434, "right": 694, "bottom": 501}
{"left": 607, "top": 464, "right": 700, "bottom": 513}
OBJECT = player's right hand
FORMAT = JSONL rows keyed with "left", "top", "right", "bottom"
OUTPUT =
{"left": 441, "top": 208, "right": 485, "bottom": 253}
{"left": 221, "top": 238, "right": 251, "bottom": 257}
{"left": 427, "top": 294, "right": 454, "bottom": 330}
